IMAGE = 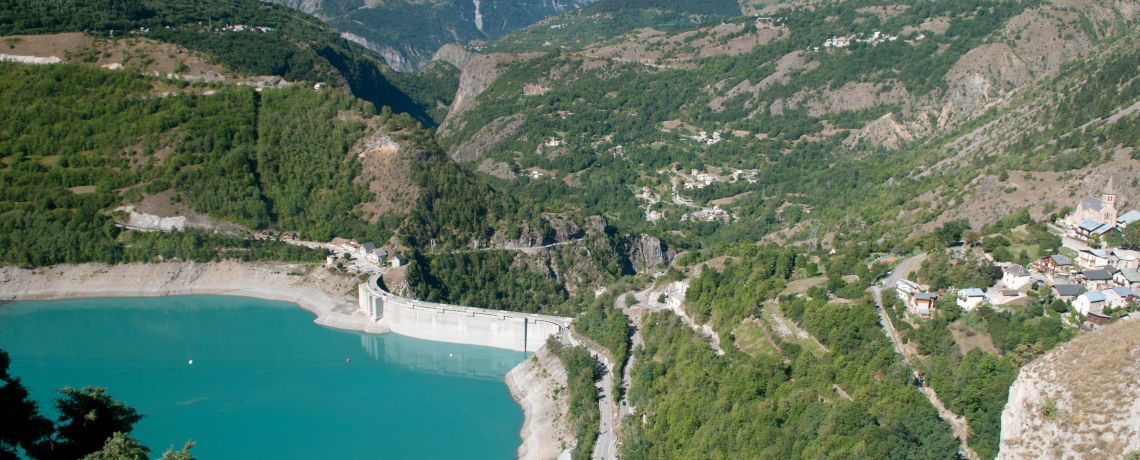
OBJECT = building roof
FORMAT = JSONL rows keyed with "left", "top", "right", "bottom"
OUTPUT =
{"left": 1049, "top": 254, "right": 1071, "bottom": 266}
{"left": 915, "top": 292, "right": 938, "bottom": 301}
{"left": 1119, "top": 210, "right": 1140, "bottom": 226}
{"left": 1112, "top": 286, "right": 1138, "bottom": 298}
{"left": 1004, "top": 264, "right": 1030, "bottom": 277}
{"left": 960, "top": 288, "right": 986, "bottom": 297}
{"left": 1077, "top": 218, "right": 1109, "bottom": 232}
{"left": 1083, "top": 269, "right": 1113, "bottom": 281}
{"left": 1080, "top": 197, "right": 1104, "bottom": 212}
{"left": 393, "top": 254, "right": 408, "bottom": 263}
{"left": 1082, "top": 291, "right": 1107, "bottom": 302}
{"left": 1054, "top": 284, "right": 1081, "bottom": 296}
{"left": 1119, "top": 268, "right": 1140, "bottom": 283}
{"left": 1001, "top": 289, "right": 1020, "bottom": 296}
{"left": 1114, "top": 249, "right": 1140, "bottom": 261}
{"left": 361, "top": 242, "right": 376, "bottom": 253}
{"left": 1082, "top": 249, "right": 1110, "bottom": 259}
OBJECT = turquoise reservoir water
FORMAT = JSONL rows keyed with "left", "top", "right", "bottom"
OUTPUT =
{"left": 0, "top": 296, "right": 527, "bottom": 459}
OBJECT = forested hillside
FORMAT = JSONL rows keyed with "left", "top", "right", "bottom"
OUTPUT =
{"left": 436, "top": 0, "right": 1138, "bottom": 248}
{"left": 0, "top": 0, "right": 454, "bottom": 126}
{"left": 0, "top": 62, "right": 539, "bottom": 270}
{"left": 622, "top": 238, "right": 960, "bottom": 459}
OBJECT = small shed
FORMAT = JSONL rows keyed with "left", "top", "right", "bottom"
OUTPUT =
{"left": 1086, "top": 311, "right": 1112, "bottom": 326}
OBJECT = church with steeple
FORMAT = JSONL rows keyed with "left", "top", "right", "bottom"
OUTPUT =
{"left": 1067, "top": 178, "right": 1117, "bottom": 227}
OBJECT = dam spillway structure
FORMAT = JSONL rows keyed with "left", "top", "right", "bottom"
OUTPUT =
{"left": 358, "top": 274, "right": 571, "bottom": 351}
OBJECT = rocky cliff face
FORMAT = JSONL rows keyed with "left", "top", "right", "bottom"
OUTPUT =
{"left": 263, "top": 0, "right": 320, "bottom": 15}
{"left": 505, "top": 345, "right": 574, "bottom": 460}
{"left": 447, "top": 114, "right": 525, "bottom": 162}
{"left": 431, "top": 44, "right": 476, "bottom": 72}
{"left": 339, "top": 32, "right": 432, "bottom": 72}
{"left": 437, "top": 52, "right": 542, "bottom": 138}
{"left": 624, "top": 234, "right": 675, "bottom": 274}
{"left": 997, "top": 319, "right": 1140, "bottom": 460}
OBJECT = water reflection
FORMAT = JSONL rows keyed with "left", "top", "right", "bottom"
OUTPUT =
{"left": 358, "top": 334, "right": 527, "bottom": 381}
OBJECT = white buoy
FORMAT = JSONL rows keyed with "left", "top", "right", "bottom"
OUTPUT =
{"left": 449, "top": 354, "right": 453, "bottom": 357}
{"left": 188, "top": 360, "right": 193, "bottom": 364}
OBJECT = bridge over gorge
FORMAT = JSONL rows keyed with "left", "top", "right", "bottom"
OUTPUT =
{"left": 358, "top": 274, "right": 572, "bottom": 352}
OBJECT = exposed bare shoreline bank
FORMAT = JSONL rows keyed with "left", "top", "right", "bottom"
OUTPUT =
{"left": 0, "top": 261, "right": 568, "bottom": 460}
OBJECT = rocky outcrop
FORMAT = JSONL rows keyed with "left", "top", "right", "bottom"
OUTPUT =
{"left": 546, "top": 217, "right": 582, "bottom": 243}
{"left": 843, "top": 112, "right": 932, "bottom": 150}
{"left": 447, "top": 114, "right": 525, "bottom": 162}
{"left": 339, "top": 32, "right": 431, "bottom": 72}
{"left": 475, "top": 158, "right": 515, "bottom": 179}
{"left": 997, "top": 319, "right": 1140, "bottom": 460}
{"left": 431, "top": 44, "right": 477, "bottom": 71}
{"left": 262, "top": 0, "right": 320, "bottom": 14}
{"left": 624, "top": 234, "right": 675, "bottom": 274}
{"left": 438, "top": 52, "right": 542, "bottom": 138}
{"left": 505, "top": 345, "right": 574, "bottom": 460}
{"left": 490, "top": 220, "right": 549, "bottom": 248}
{"left": 583, "top": 216, "right": 608, "bottom": 234}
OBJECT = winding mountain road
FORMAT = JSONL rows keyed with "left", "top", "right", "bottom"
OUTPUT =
{"left": 871, "top": 253, "right": 978, "bottom": 460}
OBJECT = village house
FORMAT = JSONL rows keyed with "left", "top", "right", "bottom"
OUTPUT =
{"left": 1034, "top": 254, "right": 1072, "bottom": 274}
{"left": 1078, "top": 249, "right": 1111, "bottom": 268}
{"left": 1115, "top": 268, "right": 1140, "bottom": 289}
{"left": 1105, "top": 287, "right": 1138, "bottom": 309}
{"left": 1002, "top": 264, "right": 1032, "bottom": 290}
{"left": 1118, "top": 209, "right": 1140, "bottom": 228}
{"left": 957, "top": 288, "right": 987, "bottom": 310}
{"left": 390, "top": 254, "right": 407, "bottom": 267}
{"left": 1086, "top": 311, "right": 1113, "bottom": 326}
{"left": 1111, "top": 249, "right": 1140, "bottom": 270}
{"left": 1074, "top": 291, "right": 1107, "bottom": 316}
{"left": 1074, "top": 218, "right": 1115, "bottom": 241}
{"left": 1080, "top": 269, "right": 1115, "bottom": 291}
{"left": 1052, "top": 284, "right": 1082, "bottom": 302}
{"left": 913, "top": 292, "right": 938, "bottom": 318}
{"left": 359, "top": 243, "right": 386, "bottom": 265}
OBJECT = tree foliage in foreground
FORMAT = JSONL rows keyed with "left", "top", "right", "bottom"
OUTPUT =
{"left": 0, "top": 348, "right": 195, "bottom": 460}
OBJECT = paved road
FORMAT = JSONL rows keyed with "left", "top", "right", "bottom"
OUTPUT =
{"left": 871, "top": 252, "right": 926, "bottom": 360}
{"left": 870, "top": 252, "right": 977, "bottom": 460}
{"left": 593, "top": 358, "right": 617, "bottom": 460}
{"left": 668, "top": 176, "right": 701, "bottom": 208}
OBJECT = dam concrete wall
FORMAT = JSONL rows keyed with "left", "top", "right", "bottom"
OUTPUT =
{"left": 359, "top": 275, "right": 570, "bottom": 351}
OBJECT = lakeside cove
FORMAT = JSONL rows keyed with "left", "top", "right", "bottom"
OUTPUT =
{"left": 0, "top": 260, "right": 576, "bottom": 460}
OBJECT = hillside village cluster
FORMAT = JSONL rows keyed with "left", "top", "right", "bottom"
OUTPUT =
{"left": 896, "top": 180, "right": 1140, "bottom": 330}
{"left": 253, "top": 230, "right": 404, "bottom": 273}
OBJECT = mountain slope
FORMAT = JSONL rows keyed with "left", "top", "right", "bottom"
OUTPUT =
{"left": 425, "top": 0, "right": 1137, "bottom": 246}
{"left": 0, "top": 0, "right": 448, "bottom": 125}
{"left": 266, "top": 0, "right": 598, "bottom": 71}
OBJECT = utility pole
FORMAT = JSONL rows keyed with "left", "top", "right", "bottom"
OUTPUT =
{"left": 807, "top": 219, "right": 822, "bottom": 252}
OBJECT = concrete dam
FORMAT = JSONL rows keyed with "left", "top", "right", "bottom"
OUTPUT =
{"left": 358, "top": 274, "right": 571, "bottom": 351}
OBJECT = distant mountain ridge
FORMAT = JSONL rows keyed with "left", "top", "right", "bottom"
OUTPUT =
{"left": 263, "top": 0, "right": 599, "bottom": 71}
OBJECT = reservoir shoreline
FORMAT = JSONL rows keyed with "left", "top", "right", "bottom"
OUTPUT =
{"left": 0, "top": 260, "right": 570, "bottom": 460}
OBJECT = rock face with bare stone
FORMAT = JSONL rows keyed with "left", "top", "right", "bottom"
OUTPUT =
{"left": 505, "top": 345, "right": 574, "bottom": 460}
{"left": 624, "top": 234, "right": 675, "bottom": 274}
{"left": 996, "top": 319, "right": 1140, "bottom": 460}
